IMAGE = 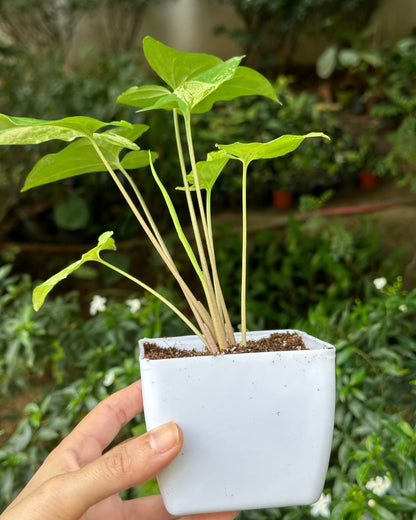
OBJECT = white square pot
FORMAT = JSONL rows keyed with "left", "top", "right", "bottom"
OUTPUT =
{"left": 139, "top": 329, "right": 336, "bottom": 515}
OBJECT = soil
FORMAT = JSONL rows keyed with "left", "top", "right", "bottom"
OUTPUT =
{"left": 143, "top": 331, "right": 307, "bottom": 359}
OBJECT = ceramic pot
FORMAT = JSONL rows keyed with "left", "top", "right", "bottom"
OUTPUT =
{"left": 139, "top": 329, "right": 336, "bottom": 515}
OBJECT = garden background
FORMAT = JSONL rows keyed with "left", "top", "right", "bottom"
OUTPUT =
{"left": 1, "top": 1, "right": 416, "bottom": 518}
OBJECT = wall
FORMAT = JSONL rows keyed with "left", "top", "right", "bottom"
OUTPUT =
{"left": 67, "top": 0, "right": 416, "bottom": 67}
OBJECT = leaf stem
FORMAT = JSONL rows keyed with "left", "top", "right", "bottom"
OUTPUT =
{"left": 183, "top": 113, "right": 234, "bottom": 349}
{"left": 173, "top": 111, "right": 228, "bottom": 350}
{"left": 145, "top": 153, "right": 203, "bottom": 281}
{"left": 89, "top": 137, "right": 219, "bottom": 353}
{"left": 241, "top": 161, "right": 248, "bottom": 345}
{"left": 98, "top": 258, "right": 204, "bottom": 341}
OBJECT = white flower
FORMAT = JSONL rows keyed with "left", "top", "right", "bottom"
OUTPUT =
{"left": 373, "top": 277, "right": 387, "bottom": 290}
{"left": 368, "top": 499, "right": 376, "bottom": 507}
{"left": 89, "top": 295, "right": 107, "bottom": 315}
{"left": 126, "top": 298, "right": 141, "bottom": 313}
{"left": 311, "top": 493, "right": 331, "bottom": 517}
{"left": 366, "top": 475, "right": 391, "bottom": 496}
{"left": 103, "top": 370, "right": 115, "bottom": 387}
{"left": 399, "top": 304, "right": 408, "bottom": 312}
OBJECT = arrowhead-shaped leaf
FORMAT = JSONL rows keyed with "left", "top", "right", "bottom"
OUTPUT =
{"left": 93, "top": 129, "right": 141, "bottom": 151}
{"left": 22, "top": 125, "right": 147, "bottom": 191}
{"left": 175, "top": 56, "right": 243, "bottom": 111}
{"left": 143, "top": 36, "right": 222, "bottom": 89}
{"left": 117, "top": 85, "right": 171, "bottom": 109}
{"left": 217, "top": 132, "right": 330, "bottom": 165}
{"left": 121, "top": 150, "right": 158, "bottom": 170}
{"left": 124, "top": 38, "right": 278, "bottom": 115}
{"left": 0, "top": 114, "right": 130, "bottom": 145}
{"left": 193, "top": 66, "right": 279, "bottom": 113}
{"left": 183, "top": 151, "right": 229, "bottom": 192}
{"left": 33, "top": 232, "right": 116, "bottom": 310}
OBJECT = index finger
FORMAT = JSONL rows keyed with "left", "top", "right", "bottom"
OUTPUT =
{"left": 61, "top": 380, "right": 143, "bottom": 458}
{"left": 11, "top": 380, "right": 144, "bottom": 507}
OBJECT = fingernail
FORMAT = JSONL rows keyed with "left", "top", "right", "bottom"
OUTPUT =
{"left": 149, "top": 422, "right": 180, "bottom": 454}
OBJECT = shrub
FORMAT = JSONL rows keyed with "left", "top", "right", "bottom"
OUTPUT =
{"left": 216, "top": 217, "right": 399, "bottom": 331}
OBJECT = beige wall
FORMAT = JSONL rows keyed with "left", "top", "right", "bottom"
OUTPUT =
{"left": 67, "top": 0, "right": 416, "bottom": 66}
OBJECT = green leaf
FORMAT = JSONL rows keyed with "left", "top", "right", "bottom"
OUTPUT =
{"left": 93, "top": 130, "right": 140, "bottom": 151}
{"left": 37, "top": 427, "right": 59, "bottom": 441}
{"left": 33, "top": 232, "right": 116, "bottom": 311}
{"left": 339, "top": 48, "right": 361, "bottom": 68}
{"left": 398, "top": 420, "right": 416, "bottom": 440}
{"left": 0, "top": 114, "right": 128, "bottom": 145}
{"left": 121, "top": 150, "right": 158, "bottom": 170}
{"left": 137, "top": 37, "right": 278, "bottom": 114}
{"left": 182, "top": 151, "right": 229, "bottom": 192}
{"left": 117, "top": 85, "right": 171, "bottom": 109}
{"left": 174, "top": 56, "right": 243, "bottom": 110}
{"left": 143, "top": 36, "right": 222, "bottom": 90}
{"left": 22, "top": 138, "right": 105, "bottom": 191}
{"left": 193, "top": 66, "right": 279, "bottom": 113}
{"left": 53, "top": 196, "right": 90, "bottom": 231}
{"left": 317, "top": 45, "right": 338, "bottom": 79}
{"left": 217, "top": 132, "right": 330, "bottom": 165}
{"left": 21, "top": 125, "right": 146, "bottom": 191}
{"left": 372, "top": 506, "right": 398, "bottom": 520}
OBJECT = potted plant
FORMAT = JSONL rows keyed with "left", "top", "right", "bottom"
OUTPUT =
{"left": 357, "top": 135, "right": 379, "bottom": 190}
{"left": 0, "top": 36, "right": 335, "bottom": 515}
{"left": 270, "top": 166, "right": 297, "bottom": 208}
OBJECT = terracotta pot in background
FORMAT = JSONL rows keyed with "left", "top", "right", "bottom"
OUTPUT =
{"left": 272, "top": 189, "right": 293, "bottom": 209}
{"left": 359, "top": 171, "right": 378, "bottom": 190}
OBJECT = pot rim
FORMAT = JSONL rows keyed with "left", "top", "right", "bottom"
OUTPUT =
{"left": 139, "top": 328, "right": 335, "bottom": 361}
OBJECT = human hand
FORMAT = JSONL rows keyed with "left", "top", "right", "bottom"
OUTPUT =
{"left": 1, "top": 380, "right": 239, "bottom": 520}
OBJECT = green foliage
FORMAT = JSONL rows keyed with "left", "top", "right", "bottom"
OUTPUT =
{"left": 193, "top": 80, "right": 354, "bottom": 201}
{"left": 2, "top": 263, "right": 415, "bottom": 516}
{"left": 0, "top": 36, "right": 329, "bottom": 353}
{"left": 0, "top": 263, "right": 78, "bottom": 394}
{"left": 207, "top": 0, "right": 380, "bottom": 74}
{"left": 315, "top": 32, "right": 416, "bottom": 191}
{"left": 0, "top": 46, "right": 149, "bottom": 240}
{"left": 0, "top": 265, "right": 186, "bottom": 507}
{"left": 216, "top": 217, "right": 398, "bottom": 331}
{"left": 368, "top": 36, "right": 416, "bottom": 190}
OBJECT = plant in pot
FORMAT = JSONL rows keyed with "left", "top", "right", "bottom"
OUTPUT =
{"left": 270, "top": 164, "right": 297, "bottom": 209}
{"left": 356, "top": 135, "right": 380, "bottom": 190}
{"left": 0, "top": 36, "right": 336, "bottom": 515}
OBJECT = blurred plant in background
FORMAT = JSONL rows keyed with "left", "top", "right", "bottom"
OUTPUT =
{"left": 207, "top": 0, "right": 380, "bottom": 75}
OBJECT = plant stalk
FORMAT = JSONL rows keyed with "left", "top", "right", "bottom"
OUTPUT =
{"left": 173, "top": 111, "right": 229, "bottom": 350}
{"left": 90, "top": 138, "right": 219, "bottom": 353}
{"left": 99, "top": 258, "right": 204, "bottom": 341}
{"left": 183, "top": 113, "right": 235, "bottom": 347}
{"left": 241, "top": 162, "right": 248, "bottom": 345}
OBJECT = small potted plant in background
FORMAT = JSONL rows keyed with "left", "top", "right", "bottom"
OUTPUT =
{"left": 0, "top": 36, "right": 335, "bottom": 515}
{"left": 270, "top": 165, "right": 298, "bottom": 209}
{"left": 357, "top": 135, "right": 379, "bottom": 190}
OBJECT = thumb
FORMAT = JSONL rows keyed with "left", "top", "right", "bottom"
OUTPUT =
{"left": 5, "top": 422, "right": 182, "bottom": 520}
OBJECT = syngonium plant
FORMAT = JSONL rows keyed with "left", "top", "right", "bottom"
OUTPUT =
{"left": 0, "top": 36, "right": 329, "bottom": 355}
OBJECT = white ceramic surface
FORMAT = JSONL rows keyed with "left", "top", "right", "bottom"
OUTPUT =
{"left": 139, "top": 329, "right": 336, "bottom": 515}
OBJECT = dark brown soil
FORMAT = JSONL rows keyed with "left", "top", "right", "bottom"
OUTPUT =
{"left": 143, "top": 331, "right": 307, "bottom": 359}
